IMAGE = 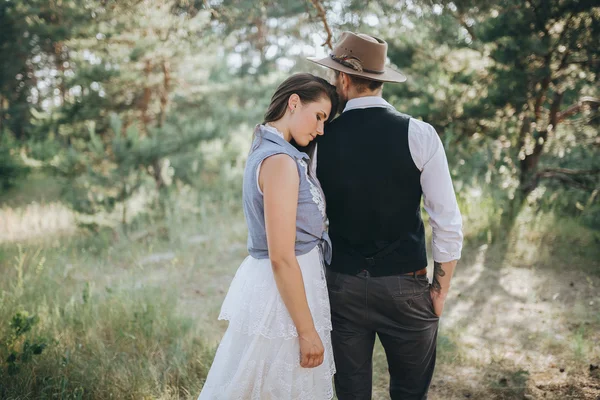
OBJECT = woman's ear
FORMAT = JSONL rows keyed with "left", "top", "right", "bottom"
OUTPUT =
{"left": 288, "top": 93, "right": 300, "bottom": 113}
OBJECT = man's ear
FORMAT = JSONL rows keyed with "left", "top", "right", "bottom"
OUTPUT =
{"left": 340, "top": 72, "right": 351, "bottom": 94}
{"left": 327, "top": 69, "right": 337, "bottom": 84}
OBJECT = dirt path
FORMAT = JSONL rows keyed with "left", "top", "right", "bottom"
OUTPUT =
{"left": 423, "top": 239, "right": 600, "bottom": 400}
{"left": 177, "top": 235, "right": 600, "bottom": 399}
{"left": 91, "top": 215, "right": 599, "bottom": 400}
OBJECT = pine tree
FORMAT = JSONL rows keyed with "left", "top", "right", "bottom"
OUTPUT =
{"left": 379, "top": 1, "right": 599, "bottom": 209}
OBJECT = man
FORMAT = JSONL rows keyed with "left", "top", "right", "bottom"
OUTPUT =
{"left": 308, "top": 32, "right": 463, "bottom": 399}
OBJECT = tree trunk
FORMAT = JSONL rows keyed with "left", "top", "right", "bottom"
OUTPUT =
{"left": 55, "top": 41, "right": 66, "bottom": 106}
{"left": 0, "top": 95, "right": 4, "bottom": 134}
{"left": 157, "top": 60, "right": 170, "bottom": 128}
{"left": 519, "top": 91, "right": 564, "bottom": 196}
{"left": 152, "top": 159, "right": 164, "bottom": 191}
{"left": 140, "top": 60, "right": 152, "bottom": 134}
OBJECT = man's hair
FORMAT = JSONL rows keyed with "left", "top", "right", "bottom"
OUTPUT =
{"left": 335, "top": 70, "right": 383, "bottom": 92}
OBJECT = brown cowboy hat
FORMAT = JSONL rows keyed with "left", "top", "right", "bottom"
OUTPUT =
{"left": 308, "top": 31, "right": 406, "bottom": 83}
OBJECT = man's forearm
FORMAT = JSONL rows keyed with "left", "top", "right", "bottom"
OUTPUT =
{"left": 431, "top": 260, "right": 457, "bottom": 296}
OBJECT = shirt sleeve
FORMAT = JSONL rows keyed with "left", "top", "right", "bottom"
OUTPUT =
{"left": 408, "top": 118, "right": 463, "bottom": 262}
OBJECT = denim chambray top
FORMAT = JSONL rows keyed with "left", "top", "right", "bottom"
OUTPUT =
{"left": 243, "top": 124, "right": 332, "bottom": 263}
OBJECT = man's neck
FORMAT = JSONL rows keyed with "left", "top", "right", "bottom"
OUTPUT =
{"left": 348, "top": 93, "right": 382, "bottom": 101}
{"left": 347, "top": 90, "right": 383, "bottom": 101}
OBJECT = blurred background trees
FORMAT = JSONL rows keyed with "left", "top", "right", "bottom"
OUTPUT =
{"left": 0, "top": 2, "right": 598, "bottom": 397}
{"left": 1, "top": 0, "right": 598, "bottom": 230}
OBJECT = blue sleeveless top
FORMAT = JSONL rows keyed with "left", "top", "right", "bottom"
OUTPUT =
{"left": 243, "top": 124, "right": 332, "bottom": 263}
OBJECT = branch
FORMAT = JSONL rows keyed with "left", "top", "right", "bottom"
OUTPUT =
{"left": 549, "top": 90, "right": 564, "bottom": 128}
{"left": 557, "top": 96, "right": 600, "bottom": 122}
{"left": 545, "top": 13, "right": 574, "bottom": 82}
{"left": 530, "top": 1, "right": 550, "bottom": 39}
{"left": 557, "top": 48, "right": 571, "bottom": 72}
{"left": 557, "top": 97, "right": 600, "bottom": 123}
{"left": 448, "top": 9, "right": 477, "bottom": 42}
{"left": 535, "top": 168, "right": 600, "bottom": 191}
{"left": 519, "top": 92, "right": 563, "bottom": 187}
{"left": 308, "top": 0, "right": 333, "bottom": 50}
{"left": 523, "top": 167, "right": 599, "bottom": 193}
{"left": 202, "top": 0, "right": 219, "bottom": 18}
{"left": 533, "top": 64, "right": 551, "bottom": 122}
{"left": 538, "top": 168, "right": 600, "bottom": 176}
{"left": 566, "top": 58, "right": 599, "bottom": 67}
{"left": 539, "top": 175, "right": 591, "bottom": 191}
{"left": 517, "top": 113, "right": 531, "bottom": 152}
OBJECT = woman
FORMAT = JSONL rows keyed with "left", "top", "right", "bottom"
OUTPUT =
{"left": 198, "top": 73, "right": 339, "bottom": 400}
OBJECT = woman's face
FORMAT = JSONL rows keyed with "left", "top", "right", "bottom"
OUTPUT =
{"left": 289, "top": 96, "right": 332, "bottom": 147}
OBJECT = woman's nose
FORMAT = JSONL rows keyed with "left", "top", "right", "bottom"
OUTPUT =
{"left": 316, "top": 121, "right": 325, "bottom": 135}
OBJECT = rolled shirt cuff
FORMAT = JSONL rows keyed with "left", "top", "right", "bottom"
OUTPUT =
{"left": 432, "top": 242, "right": 462, "bottom": 263}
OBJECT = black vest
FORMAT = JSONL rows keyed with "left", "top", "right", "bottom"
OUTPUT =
{"left": 317, "top": 107, "right": 427, "bottom": 276}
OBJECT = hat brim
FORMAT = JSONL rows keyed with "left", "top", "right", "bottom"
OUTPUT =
{"left": 307, "top": 56, "right": 407, "bottom": 83}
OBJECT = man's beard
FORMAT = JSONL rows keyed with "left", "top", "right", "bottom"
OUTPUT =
{"left": 331, "top": 72, "right": 347, "bottom": 115}
{"left": 336, "top": 89, "right": 348, "bottom": 115}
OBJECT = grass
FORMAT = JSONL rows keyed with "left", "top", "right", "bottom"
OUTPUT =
{"left": 414, "top": 199, "right": 600, "bottom": 400}
{"left": 0, "top": 229, "right": 220, "bottom": 398}
{"left": 0, "top": 174, "right": 599, "bottom": 399}
{"left": 0, "top": 179, "right": 245, "bottom": 398}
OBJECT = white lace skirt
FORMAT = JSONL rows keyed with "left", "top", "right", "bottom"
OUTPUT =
{"left": 198, "top": 246, "right": 335, "bottom": 400}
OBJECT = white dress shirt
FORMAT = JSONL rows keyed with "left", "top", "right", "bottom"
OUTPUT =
{"left": 316, "top": 96, "right": 463, "bottom": 263}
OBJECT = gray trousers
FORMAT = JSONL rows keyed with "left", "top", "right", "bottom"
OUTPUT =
{"left": 326, "top": 269, "right": 439, "bottom": 400}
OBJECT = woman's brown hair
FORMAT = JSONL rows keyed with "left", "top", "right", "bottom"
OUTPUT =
{"left": 263, "top": 73, "right": 339, "bottom": 125}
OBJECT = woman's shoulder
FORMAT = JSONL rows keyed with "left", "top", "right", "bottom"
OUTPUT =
{"left": 260, "top": 153, "right": 298, "bottom": 177}
{"left": 248, "top": 141, "right": 298, "bottom": 167}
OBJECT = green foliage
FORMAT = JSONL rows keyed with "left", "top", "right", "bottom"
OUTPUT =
{"left": 0, "top": 238, "right": 214, "bottom": 398}
{"left": 0, "top": 134, "right": 29, "bottom": 190}
{"left": 1, "top": 0, "right": 281, "bottom": 225}
{"left": 378, "top": 1, "right": 600, "bottom": 224}
{"left": 0, "top": 0, "right": 97, "bottom": 139}
{"left": 0, "top": 311, "right": 47, "bottom": 378}
{"left": 55, "top": 113, "right": 219, "bottom": 217}
{"left": 0, "top": 3, "right": 598, "bottom": 397}
{"left": 1, "top": 0, "right": 597, "bottom": 228}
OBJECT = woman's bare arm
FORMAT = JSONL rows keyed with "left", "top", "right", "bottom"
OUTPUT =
{"left": 260, "top": 154, "right": 324, "bottom": 368}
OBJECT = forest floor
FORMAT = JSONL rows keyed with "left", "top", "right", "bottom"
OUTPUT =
{"left": 1, "top": 175, "right": 599, "bottom": 399}
{"left": 176, "top": 207, "right": 600, "bottom": 400}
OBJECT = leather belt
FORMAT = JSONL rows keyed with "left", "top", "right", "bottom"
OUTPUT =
{"left": 405, "top": 267, "right": 427, "bottom": 276}
{"left": 358, "top": 267, "right": 428, "bottom": 278}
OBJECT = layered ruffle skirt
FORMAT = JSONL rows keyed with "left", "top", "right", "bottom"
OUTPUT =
{"left": 198, "top": 246, "right": 335, "bottom": 400}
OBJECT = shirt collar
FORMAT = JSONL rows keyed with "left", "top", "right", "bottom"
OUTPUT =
{"left": 262, "top": 123, "right": 284, "bottom": 139}
{"left": 343, "top": 96, "right": 394, "bottom": 113}
{"left": 254, "top": 124, "right": 309, "bottom": 160}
